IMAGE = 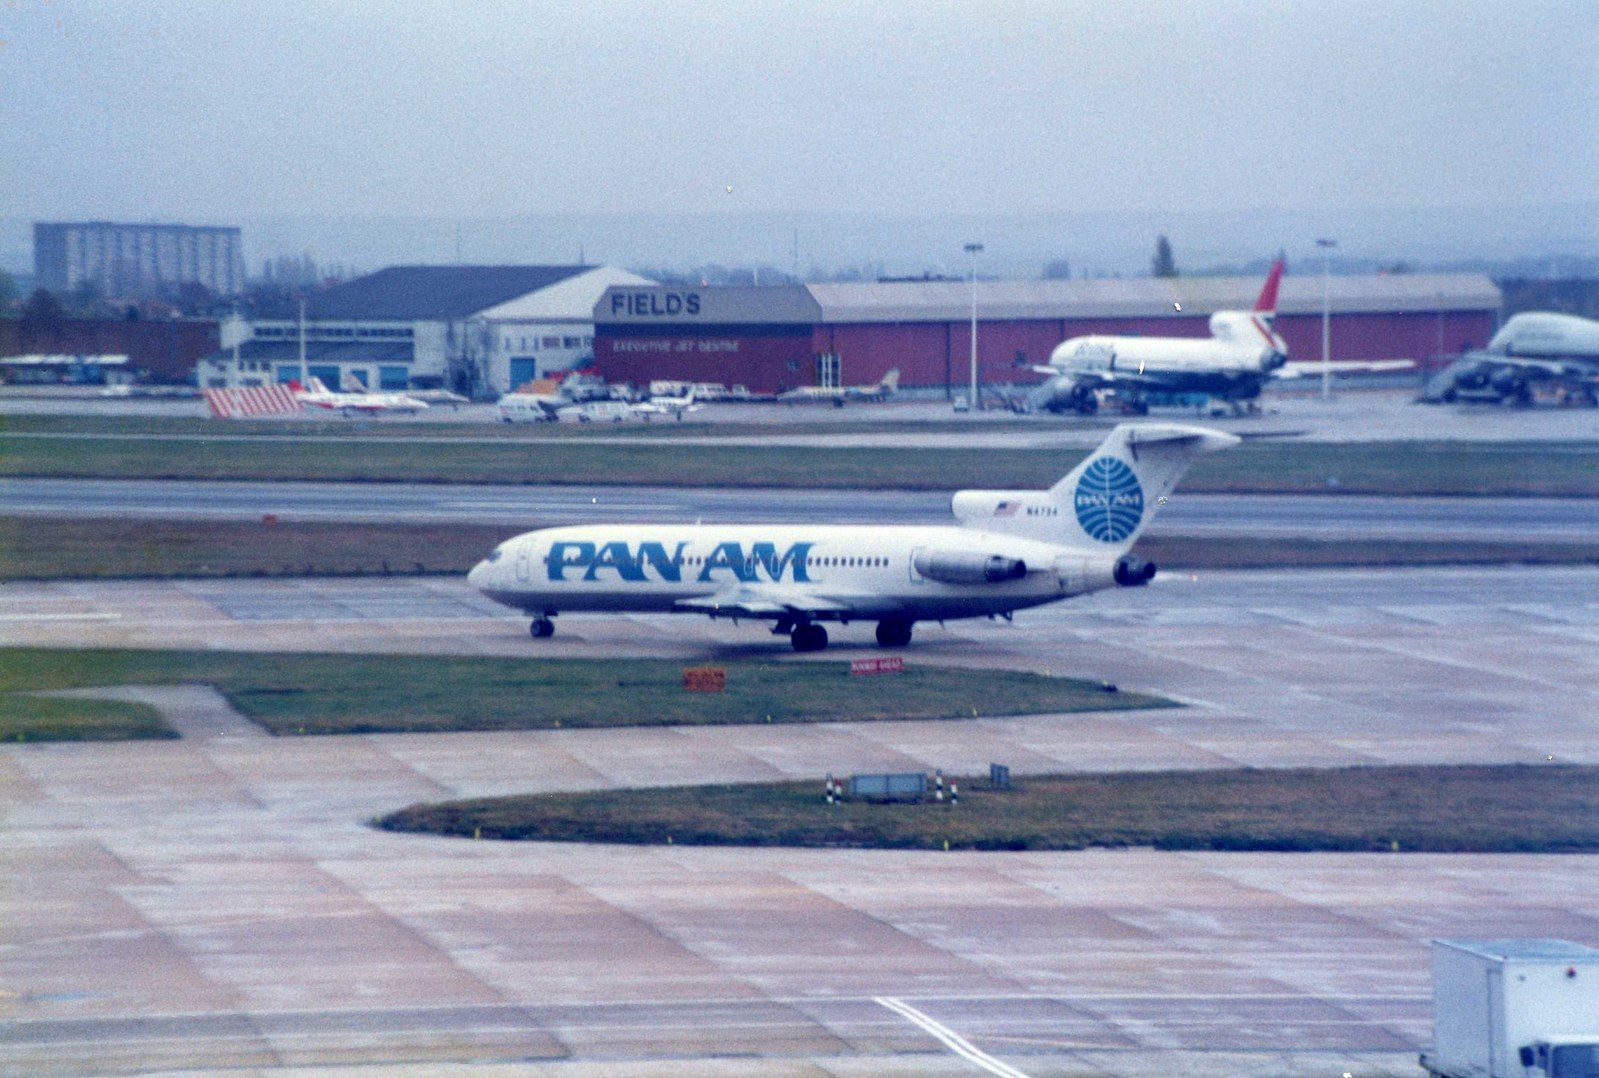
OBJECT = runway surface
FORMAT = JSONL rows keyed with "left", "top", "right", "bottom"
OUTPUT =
{"left": 6, "top": 476, "right": 1598, "bottom": 541}
{"left": 5, "top": 566, "right": 1599, "bottom": 1073}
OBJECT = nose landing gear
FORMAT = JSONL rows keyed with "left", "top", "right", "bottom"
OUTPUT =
{"left": 530, "top": 616, "right": 556, "bottom": 639}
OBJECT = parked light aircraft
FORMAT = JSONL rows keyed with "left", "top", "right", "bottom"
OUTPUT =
{"left": 292, "top": 375, "right": 428, "bottom": 414}
{"left": 631, "top": 389, "right": 702, "bottom": 420}
{"left": 778, "top": 368, "right": 900, "bottom": 406}
{"left": 1031, "top": 259, "right": 1410, "bottom": 414}
{"left": 1421, "top": 312, "right": 1599, "bottom": 406}
{"left": 469, "top": 422, "right": 1237, "bottom": 651}
{"left": 202, "top": 376, "right": 428, "bottom": 418}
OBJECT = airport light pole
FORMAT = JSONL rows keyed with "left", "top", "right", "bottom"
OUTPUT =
{"left": 298, "top": 296, "right": 308, "bottom": 387}
{"left": 965, "top": 242, "right": 984, "bottom": 409}
{"left": 1317, "top": 237, "right": 1337, "bottom": 399}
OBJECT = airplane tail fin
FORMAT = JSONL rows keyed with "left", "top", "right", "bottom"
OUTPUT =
{"left": 1253, "top": 257, "right": 1285, "bottom": 317}
{"left": 880, "top": 368, "right": 900, "bottom": 392}
{"left": 1047, "top": 424, "right": 1239, "bottom": 553}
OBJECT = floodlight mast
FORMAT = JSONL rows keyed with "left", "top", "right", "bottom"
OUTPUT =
{"left": 1316, "top": 238, "right": 1337, "bottom": 399}
{"left": 964, "top": 242, "right": 984, "bottom": 409}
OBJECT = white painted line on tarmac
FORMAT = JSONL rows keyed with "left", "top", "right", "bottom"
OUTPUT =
{"left": 875, "top": 996, "right": 1030, "bottom": 1078}
{"left": 0, "top": 613, "right": 120, "bottom": 622}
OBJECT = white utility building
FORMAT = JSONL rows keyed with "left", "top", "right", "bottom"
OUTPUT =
{"left": 200, "top": 264, "right": 652, "bottom": 395}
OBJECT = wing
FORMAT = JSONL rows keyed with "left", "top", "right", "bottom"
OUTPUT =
{"left": 675, "top": 585, "right": 855, "bottom": 620}
{"left": 1275, "top": 359, "right": 1415, "bottom": 378}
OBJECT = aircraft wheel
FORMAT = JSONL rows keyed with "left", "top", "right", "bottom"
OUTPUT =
{"left": 875, "top": 618, "right": 913, "bottom": 648}
{"left": 530, "top": 617, "right": 555, "bottom": 639}
{"left": 791, "top": 623, "right": 829, "bottom": 653}
{"left": 1076, "top": 396, "right": 1098, "bottom": 415}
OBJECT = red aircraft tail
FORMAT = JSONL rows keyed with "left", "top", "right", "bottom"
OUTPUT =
{"left": 1253, "top": 257, "right": 1285, "bottom": 314}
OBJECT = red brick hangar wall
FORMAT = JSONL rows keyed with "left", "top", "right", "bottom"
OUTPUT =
{"left": 594, "top": 325, "right": 814, "bottom": 394}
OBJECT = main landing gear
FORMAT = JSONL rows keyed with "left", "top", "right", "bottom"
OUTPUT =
{"left": 790, "top": 623, "right": 829, "bottom": 653}
{"left": 875, "top": 617, "right": 914, "bottom": 648}
{"left": 529, "top": 616, "right": 555, "bottom": 639}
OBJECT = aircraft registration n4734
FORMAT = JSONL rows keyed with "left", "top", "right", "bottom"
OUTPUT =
{"left": 468, "top": 423, "right": 1238, "bottom": 651}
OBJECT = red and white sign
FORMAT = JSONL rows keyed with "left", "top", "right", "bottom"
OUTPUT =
{"left": 203, "top": 384, "right": 300, "bottom": 418}
{"left": 850, "top": 656, "right": 904, "bottom": 676}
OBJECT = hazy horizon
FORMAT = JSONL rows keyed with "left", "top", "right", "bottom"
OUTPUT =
{"left": 3, "top": 1, "right": 1595, "bottom": 277}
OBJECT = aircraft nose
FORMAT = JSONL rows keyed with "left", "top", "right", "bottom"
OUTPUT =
{"left": 467, "top": 560, "right": 489, "bottom": 589}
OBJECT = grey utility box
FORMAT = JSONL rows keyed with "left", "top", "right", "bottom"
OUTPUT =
{"left": 848, "top": 773, "right": 927, "bottom": 802}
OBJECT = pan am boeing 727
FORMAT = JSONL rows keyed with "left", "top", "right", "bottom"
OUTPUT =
{"left": 468, "top": 423, "right": 1237, "bottom": 651}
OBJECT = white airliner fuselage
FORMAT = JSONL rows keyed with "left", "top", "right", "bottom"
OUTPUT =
{"left": 469, "top": 423, "right": 1237, "bottom": 650}
{"left": 1033, "top": 259, "right": 1411, "bottom": 414}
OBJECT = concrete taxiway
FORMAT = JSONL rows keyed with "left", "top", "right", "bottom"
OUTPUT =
{"left": 4, "top": 566, "right": 1599, "bottom": 1073}
{"left": 6, "top": 476, "right": 1598, "bottom": 543}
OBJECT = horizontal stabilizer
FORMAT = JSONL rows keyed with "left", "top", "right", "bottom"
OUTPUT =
{"left": 1123, "top": 424, "right": 1241, "bottom": 450}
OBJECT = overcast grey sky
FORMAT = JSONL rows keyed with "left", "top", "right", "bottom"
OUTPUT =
{"left": 2, "top": 0, "right": 1595, "bottom": 225}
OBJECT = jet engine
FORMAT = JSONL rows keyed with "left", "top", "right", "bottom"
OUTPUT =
{"left": 1113, "top": 554, "right": 1157, "bottom": 587}
{"left": 913, "top": 550, "right": 1028, "bottom": 585}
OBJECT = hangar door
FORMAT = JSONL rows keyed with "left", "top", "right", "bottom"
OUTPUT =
{"left": 510, "top": 357, "right": 538, "bottom": 388}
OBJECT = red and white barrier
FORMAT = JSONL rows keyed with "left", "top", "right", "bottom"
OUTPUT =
{"left": 203, "top": 384, "right": 302, "bottom": 419}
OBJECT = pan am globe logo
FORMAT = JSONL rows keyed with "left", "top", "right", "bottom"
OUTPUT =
{"left": 1074, "top": 456, "right": 1144, "bottom": 543}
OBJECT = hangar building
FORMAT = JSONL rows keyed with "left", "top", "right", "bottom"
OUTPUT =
{"left": 1, "top": 317, "right": 219, "bottom": 384}
{"left": 202, "top": 264, "right": 651, "bottom": 395}
{"left": 593, "top": 273, "right": 1501, "bottom": 396}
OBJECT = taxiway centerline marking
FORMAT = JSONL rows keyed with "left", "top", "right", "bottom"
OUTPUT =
{"left": 875, "top": 995, "right": 1030, "bottom": 1078}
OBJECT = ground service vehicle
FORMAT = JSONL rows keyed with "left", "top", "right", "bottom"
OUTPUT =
{"left": 1421, "top": 939, "right": 1599, "bottom": 1078}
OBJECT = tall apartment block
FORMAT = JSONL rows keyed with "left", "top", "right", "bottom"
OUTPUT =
{"left": 35, "top": 221, "right": 244, "bottom": 298}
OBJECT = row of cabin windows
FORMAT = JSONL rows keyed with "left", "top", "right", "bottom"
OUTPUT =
{"left": 547, "top": 553, "right": 890, "bottom": 569}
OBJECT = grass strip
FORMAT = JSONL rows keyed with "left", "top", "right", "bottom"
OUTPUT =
{"left": 0, "top": 694, "right": 176, "bottom": 742}
{"left": 377, "top": 764, "right": 1599, "bottom": 854}
{"left": 3, "top": 434, "right": 1599, "bottom": 495}
{"left": 0, "top": 648, "right": 1169, "bottom": 736}
{"left": 4, "top": 516, "right": 1595, "bottom": 580}
{"left": 0, "top": 516, "right": 506, "bottom": 578}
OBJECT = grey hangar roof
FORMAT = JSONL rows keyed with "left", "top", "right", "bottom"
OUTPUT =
{"left": 807, "top": 273, "right": 1501, "bottom": 323}
{"left": 307, "top": 265, "right": 595, "bottom": 321}
{"left": 595, "top": 273, "right": 1500, "bottom": 327}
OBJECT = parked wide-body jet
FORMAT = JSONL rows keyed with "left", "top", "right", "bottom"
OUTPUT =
{"left": 469, "top": 423, "right": 1237, "bottom": 651}
{"left": 1421, "top": 311, "right": 1599, "bottom": 406}
{"left": 1032, "top": 258, "right": 1409, "bottom": 414}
